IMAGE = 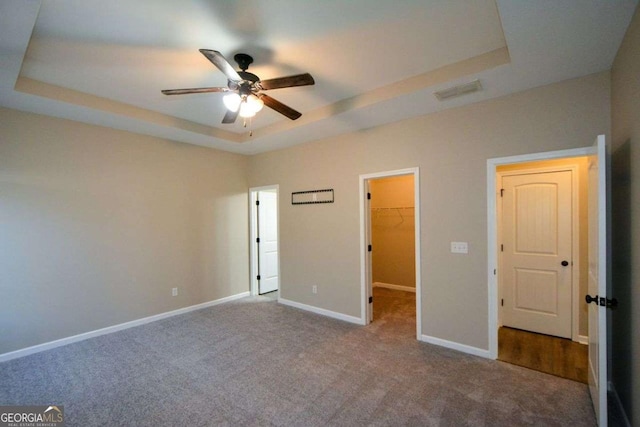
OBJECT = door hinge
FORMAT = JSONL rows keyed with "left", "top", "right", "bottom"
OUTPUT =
{"left": 493, "top": 269, "right": 496, "bottom": 275}
{"left": 501, "top": 298, "right": 504, "bottom": 307}
{"left": 256, "top": 275, "right": 261, "bottom": 281}
{"left": 369, "top": 296, "right": 373, "bottom": 303}
{"left": 500, "top": 189, "right": 504, "bottom": 197}
{"left": 256, "top": 237, "right": 260, "bottom": 243}
{"left": 367, "top": 192, "right": 371, "bottom": 200}
{"left": 256, "top": 200, "right": 260, "bottom": 206}
{"left": 500, "top": 244, "right": 504, "bottom": 252}
{"left": 368, "top": 244, "right": 372, "bottom": 252}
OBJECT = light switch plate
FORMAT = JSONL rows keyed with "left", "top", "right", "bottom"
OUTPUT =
{"left": 451, "top": 242, "right": 468, "bottom": 254}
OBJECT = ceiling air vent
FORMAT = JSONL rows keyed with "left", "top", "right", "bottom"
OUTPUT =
{"left": 434, "top": 79, "right": 482, "bottom": 101}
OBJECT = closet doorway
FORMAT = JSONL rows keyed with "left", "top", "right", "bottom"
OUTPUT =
{"left": 360, "top": 168, "right": 421, "bottom": 339}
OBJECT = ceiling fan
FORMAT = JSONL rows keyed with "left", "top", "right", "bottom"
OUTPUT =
{"left": 162, "top": 49, "right": 315, "bottom": 124}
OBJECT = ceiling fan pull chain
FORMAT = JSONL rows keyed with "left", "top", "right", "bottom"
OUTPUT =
{"left": 245, "top": 117, "right": 254, "bottom": 137}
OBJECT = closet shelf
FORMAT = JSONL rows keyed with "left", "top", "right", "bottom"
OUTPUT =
{"left": 371, "top": 206, "right": 414, "bottom": 224}
{"left": 371, "top": 206, "right": 414, "bottom": 210}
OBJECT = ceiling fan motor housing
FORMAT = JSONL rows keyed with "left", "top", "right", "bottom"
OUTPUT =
{"left": 232, "top": 54, "right": 260, "bottom": 94}
{"left": 238, "top": 71, "right": 260, "bottom": 82}
{"left": 237, "top": 82, "right": 254, "bottom": 97}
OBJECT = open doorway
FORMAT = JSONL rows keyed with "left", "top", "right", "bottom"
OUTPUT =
{"left": 496, "top": 157, "right": 589, "bottom": 383}
{"left": 491, "top": 137, "right": 609, "bottom": 424}
{"left": 250, "top": 186, "right": 279, "bottom": 297}
{"left": 360, "top": 168, "right": 421, "bottom": 339}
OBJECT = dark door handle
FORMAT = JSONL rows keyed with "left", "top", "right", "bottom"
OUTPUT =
{"left": 561, "top": 260, "right": 569, "bottom": 266}
{"left": 585, "top": 294, "right": 618, "bottom": 308}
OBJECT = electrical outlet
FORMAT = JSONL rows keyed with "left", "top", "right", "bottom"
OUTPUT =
{"left": 312, "top": 285, "right": 317, "bottom": 294}
{"left": 451, "top": 242, "right": 469, "bottom": 254}
{"left": 172, "top": 287, "right": 178, "bottom": 297}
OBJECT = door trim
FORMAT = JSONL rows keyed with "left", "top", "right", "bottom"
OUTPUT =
{"left": 359, "top": 167, "right": 421, "bottom": 339}
{"left": 249, "top": 185, "right": 280, "bottom": 297}
{"left": 497, "top": 164, "right": 581, "bottom": 342}
{"left": 487, "top": 147, "right": 595, "bottom": 359}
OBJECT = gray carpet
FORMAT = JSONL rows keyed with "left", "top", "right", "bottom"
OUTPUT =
{"left": 0, "top": 291, "right": 596, "bottom": 426}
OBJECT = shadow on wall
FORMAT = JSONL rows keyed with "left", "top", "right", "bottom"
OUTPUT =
{"left": 611, "top": 139, "right": 633, "bottom": 416}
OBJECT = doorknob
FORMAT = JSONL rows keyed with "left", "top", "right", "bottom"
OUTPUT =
{"left": 561, "top": 260, "right": 569, "bottom": 266}
{"left": 585, "top": 294, "right": 598, "bottom": 304}
{"left": 585, "top": 294, "right": 618, "bottom": 308}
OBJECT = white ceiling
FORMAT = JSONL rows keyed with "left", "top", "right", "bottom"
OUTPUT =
{"left": 0, "top": 0, "right": 637, "bottom": 155}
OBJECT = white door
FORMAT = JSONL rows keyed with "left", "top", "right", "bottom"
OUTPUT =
{"left": 257, "top": 191, "right": 279, "bottom": 294}
{"left": 501, "top": 170, "right": 573, "bottom": 338}
{"left": 587, "top": 135, "right": 608, "bottom": 426}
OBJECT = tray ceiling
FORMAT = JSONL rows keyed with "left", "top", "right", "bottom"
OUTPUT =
{"left": 0, "top": 0, "right": 637, "bottom": 154}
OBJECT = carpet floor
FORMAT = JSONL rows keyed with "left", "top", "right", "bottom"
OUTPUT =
{"left": 0, "top": 291, "right": 596, "bottom": 426}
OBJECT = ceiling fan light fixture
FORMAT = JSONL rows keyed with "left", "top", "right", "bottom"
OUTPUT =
{"left": 238, "top": 94, "right": 264, "bottom": 118}
{"left": 246, "top": 94, "right": 264, "bottom": 113}
{"left": 223, "top": 92, "right": 241, "bottom": 112}
{"left": 239, "top": 103, "right": 256, "bottom": 118}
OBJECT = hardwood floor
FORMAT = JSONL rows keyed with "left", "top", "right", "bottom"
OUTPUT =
{"left": 375, "top": 290, "right": 589, "bottom": 384}
{"left": 498, "top": 327, "right": 588, "bottom": 383}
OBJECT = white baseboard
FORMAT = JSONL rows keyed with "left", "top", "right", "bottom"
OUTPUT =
{"left": 278, "top": 298, "right": 365, "bottom": 325}
{"left": 420, "top": 334, "right": 491, "bottom": 359}
{"left": 0, "top": 291, "right": 250, "bottom": 363}
{"left": 609, "top": 381, "right": 632, "bottom": 427}
{"left": 373, "top": 282, "right": 416, "bottom": 293}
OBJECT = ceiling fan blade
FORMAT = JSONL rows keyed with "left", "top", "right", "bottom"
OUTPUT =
{"left": 260, "top": 94, "right": 302, "bottom": 120}
{"left": 161, "top": 87, "right": 229, "bottom": 95}
{"left": 199, "top": 49, "right": 242, "bottom": 81}
{"left": 259, "top": 73, "right": 315, "bottom": 90}
{"left": 222, "top": 108, "right": 239, "bottom": 124}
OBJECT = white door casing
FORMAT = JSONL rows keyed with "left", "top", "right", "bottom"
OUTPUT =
{"left": 359, "top": 168, "right": 421, "bottom": 338}
{"left": 249, "top": 186, "right": 279, "bottom": 297}
{"left": 587, "top": 135, "right": 608, "bottom": 426}
{"left": 501, "top": 170, "right": 573, "bottom": 338}
{"left": 257, "top": 190, "right": 279, "bottom": 294}
{"left": 487, "top": 141, "right": 605, "bottom": 365}
{"left": 365, "top": 180, "right": 373, "bottom": 322}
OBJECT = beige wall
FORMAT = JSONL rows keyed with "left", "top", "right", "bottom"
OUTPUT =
{"left": 497, "top": 158, "right": 589, "bottom": 338}
{"left": 611, "top": 4, "right": 640, "bottom": 424}
{"left": 0, "top": 108, "right": 249, "bottom": 354}
{"left": 248, "top": 71, "right": 610, "bottom": 349}
{"left": 370, "top": 175, "right": 415, "bottom": 289}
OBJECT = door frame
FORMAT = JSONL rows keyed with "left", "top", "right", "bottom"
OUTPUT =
{"left": 497, "top": 164, "right": 582, "bottom": 342}
{"left": 249, "top": 185, "right": 280, "bottom": 297}
{"left": 487, "top": 146, "right": 596, "bottom": 359}
{"left": 359, "top": 167, "right": 421, "bottom": 339}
